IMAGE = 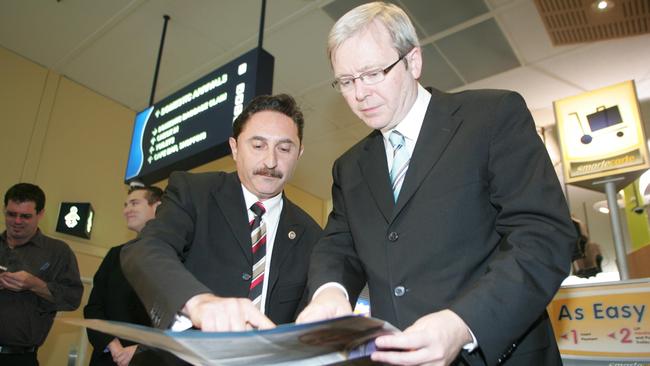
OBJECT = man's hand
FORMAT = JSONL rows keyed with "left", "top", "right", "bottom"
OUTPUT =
{"left": 107, "top": 338, "right": 125, "bottom": 363}
{"left": 0, "top": 270, "right": 53, "bottom": 300}
{"left": 371, "top": 309, "right": 472, "bottom": 366}
{"left": 0, "top": 270, "right": 36, "bottom": 291}
{"left": 295, "top": 287, "right": 352, "bottom": 324}
{"left": 114, "top": 345, "right": 138, "bottom": 366}
{"left": 107, "top": 338, "right": 137, "bottom": 366}
{"left": 183, "top": 293, "right": 275, "bottom": 332}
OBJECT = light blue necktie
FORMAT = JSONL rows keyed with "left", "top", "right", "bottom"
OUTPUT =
{"left": 389, "top": 131, "right": 410, "bottom": 202}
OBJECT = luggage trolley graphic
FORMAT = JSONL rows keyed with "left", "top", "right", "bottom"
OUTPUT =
{"left": 569, "top": 105, "right": 626, "bottom": 144}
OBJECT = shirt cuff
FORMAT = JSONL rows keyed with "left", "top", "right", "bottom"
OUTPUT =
{"left": 312, "top": 282, "right": 349, "bottom": 300}
{"left": 170, "top": 313, "right": 193, "bottom": 332}
{"left": 462, "top": 327, "right": 479, "bottom": 352}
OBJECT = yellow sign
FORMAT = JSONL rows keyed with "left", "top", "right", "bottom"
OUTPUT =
{"left": 554, "top": 80, "right": 649, "bottom": 190}
{"left": 548, "top": 280, "right": 650, "bottom": 360}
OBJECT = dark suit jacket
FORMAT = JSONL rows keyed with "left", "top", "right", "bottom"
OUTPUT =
{"left": 308, "top": 88, "right": 576, "bottom": 365}
{"left": 84, "top": 244, "right": 151, "bottom": 366}
{"left": 121, "top": 171, "right": 322, "bottom": 329}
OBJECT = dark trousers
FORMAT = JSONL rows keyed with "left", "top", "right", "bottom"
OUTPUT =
{"left": 0, "top": 352, "right": 39, "bottom": 366}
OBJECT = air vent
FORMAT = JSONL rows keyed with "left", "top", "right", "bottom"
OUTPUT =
{"left": 534, "top": 0, "right": 650, "bottom": 45}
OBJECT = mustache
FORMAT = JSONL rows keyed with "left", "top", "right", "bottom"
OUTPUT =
{"left": 254, "top": 167, "right": 283, "bottom": 179}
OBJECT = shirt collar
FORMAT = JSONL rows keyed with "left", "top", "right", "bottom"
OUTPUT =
{"left": 241, "top": 185, "right": 282, "bottom": 214}
{"left": 1, "top": 229, "right": 45, "bottom": 248}
{"left": 381, "top": 83, "right": 431, "bottom": 143}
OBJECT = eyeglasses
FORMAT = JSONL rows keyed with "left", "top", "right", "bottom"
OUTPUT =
{"left": 4, "top": 211, "right": 34, "bottom": 220}
{"left": 332, "top": 53, "right": 408, "bottom": 93}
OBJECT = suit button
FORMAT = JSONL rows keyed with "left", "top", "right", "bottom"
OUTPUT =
{"left": 388, "top": 232, "right": 399, "bottom": 242}
{"left": 394, "top": 286, "right": 405, "bottom": 297}
{"left": 242, "top": 273, "right": 252, "bottom": 281}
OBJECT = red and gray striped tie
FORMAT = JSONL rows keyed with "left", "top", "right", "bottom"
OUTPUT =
{"left": 248, "top": 201, "right": 267, "bottom": 309}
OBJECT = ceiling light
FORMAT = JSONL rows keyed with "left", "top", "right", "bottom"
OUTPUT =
{"left": 535, "top": 0, "right": 649, "bottom": 45}
{"left": 592, "top": 0, "right": 614, "bottom": 12}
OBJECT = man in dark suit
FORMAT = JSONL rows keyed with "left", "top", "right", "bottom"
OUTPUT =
{"left": 296, "top": 3, "right": 576, "bottom": 366}
{"left": 84, "top": 185, "right": 162, "bottom": 366}
{"left": 121, "top": 94, "right": 322, "bottom": 335}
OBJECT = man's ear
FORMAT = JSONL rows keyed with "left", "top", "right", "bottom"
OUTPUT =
{"left": 229, "top": 137, "right": 238, "bottom": 160}
{"left": 407, "top": 47, "right": 423, "bottom": 80}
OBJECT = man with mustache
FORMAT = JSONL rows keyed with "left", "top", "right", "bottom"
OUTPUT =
{"left": 122, "top": 94, "right": 322, "bottom": 338}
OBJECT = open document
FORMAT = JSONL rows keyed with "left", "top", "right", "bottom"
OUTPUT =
{"left": 64, "top": 315, "right": 398, "bottom": 365}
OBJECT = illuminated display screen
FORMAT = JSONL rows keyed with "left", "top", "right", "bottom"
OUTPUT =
{"left": 56, "top": 202, "right": 94, "bottom": 239}
{"left": 124, "top": 48, "right": 274, "bottom": 184}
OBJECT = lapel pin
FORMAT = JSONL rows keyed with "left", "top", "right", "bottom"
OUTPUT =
{"left": 288, "top": 231, "right": 296, "bottom": 240}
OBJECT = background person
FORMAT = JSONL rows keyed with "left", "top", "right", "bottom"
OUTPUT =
{"left": 84, "top": 185, "right": 162, "bottom": 366}
{"left": 0, "top": 183, "right": 83, "bottom": 366}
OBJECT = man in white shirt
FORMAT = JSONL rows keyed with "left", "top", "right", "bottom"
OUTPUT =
{"left": 297, "top": 2, "right": 575, "bottom": 365}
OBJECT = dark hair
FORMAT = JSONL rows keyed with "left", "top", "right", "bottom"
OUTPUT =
{"left": 4, "top": 183, "right": 46, "bottom": 213}
{"left": 128, "top": 186, "right": 163, "bottom": 205}
{"left": 232, "top": 94, "right": 304, "bottom": 142}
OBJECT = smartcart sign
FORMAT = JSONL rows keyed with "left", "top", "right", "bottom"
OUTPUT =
{"left": 548, "top": 280, "right": 650, "bottom": 361}
{"left": 554, "top": 80, "right": 649, "bottom": 192}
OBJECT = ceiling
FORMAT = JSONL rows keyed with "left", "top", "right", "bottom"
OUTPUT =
{"left": 1, "top": 0, "right": 650, "bottom": 201}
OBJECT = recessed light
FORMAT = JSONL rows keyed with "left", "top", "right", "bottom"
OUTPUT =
{"left": 592, "top": 0, "right": 614, "bottom": 12}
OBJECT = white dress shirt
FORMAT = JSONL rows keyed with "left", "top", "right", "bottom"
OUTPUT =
{"left": 380, "top": 83, "right": 430, "bottom": 170}
{"left": 314, "top": 84, "right": 478, "bottom": 351}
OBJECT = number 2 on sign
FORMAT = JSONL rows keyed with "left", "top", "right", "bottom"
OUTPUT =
{"left": 619, "top": 328, "right": 632, "bottom": 343}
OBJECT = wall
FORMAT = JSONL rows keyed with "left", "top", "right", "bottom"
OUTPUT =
{"left": 0, "top": 46, "right": 326, "bottom": 365}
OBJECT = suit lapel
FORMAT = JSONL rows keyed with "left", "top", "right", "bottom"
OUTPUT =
{"left": 359, "top": 130, "right": 394, "bottom": 223}
{"left": 393, "top": 90, "right": 463, "bottom": 218}
{"left": 267, "top": 197, "right": 303, "bottom": 291}
{"left": 211, "top": 173, "right": 252, "bottom": 263}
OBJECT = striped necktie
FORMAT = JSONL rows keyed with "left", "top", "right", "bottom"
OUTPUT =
{"left": 389, "top": 130, "right": 410, "bottom": 201}
{"left": 248, "top": 201, "right": 266, "bottom": 309}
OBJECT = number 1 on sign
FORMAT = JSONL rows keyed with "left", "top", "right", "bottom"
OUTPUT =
{"left": 570, "top": 329, "right": 578, "bottom": 344}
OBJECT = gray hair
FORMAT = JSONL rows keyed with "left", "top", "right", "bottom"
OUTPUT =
{"left": 327, "top": 2, "right": 419, "bottom": 65}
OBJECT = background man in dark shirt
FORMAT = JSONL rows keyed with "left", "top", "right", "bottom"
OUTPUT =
{"left": 0, "top": 183, "right": 83, "bottom": 366}
{"left": 84, "top": 185, "right": 162, "bottom": 366}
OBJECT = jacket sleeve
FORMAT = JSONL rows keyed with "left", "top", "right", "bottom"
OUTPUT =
{"left": 448, "top": 91, "right": 576, "bottom": 364}
{"left": 121, "top": 172, "right": 212, "bottom": 328}
{"left": 307, "top": 159, "right": 367, "bottom": 306}
{"left": 83, "top": 247, "right": 119, "bottom": 352}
